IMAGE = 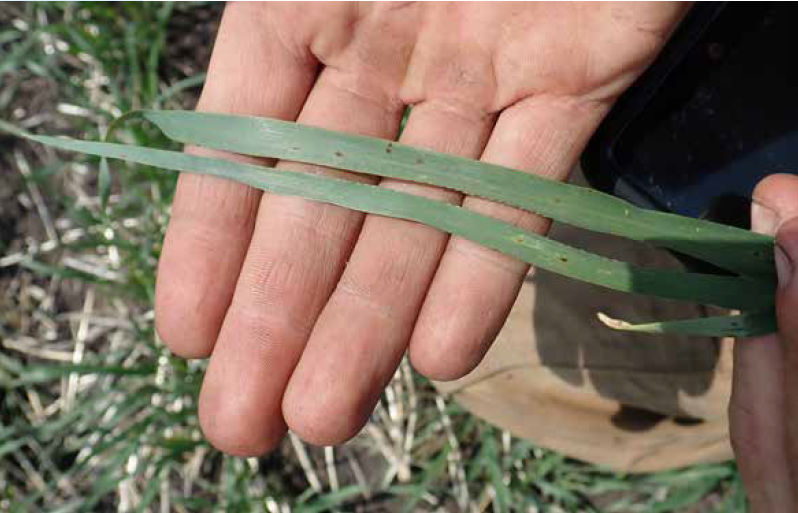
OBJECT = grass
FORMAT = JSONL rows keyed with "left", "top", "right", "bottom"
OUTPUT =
{"left": 0, "top": 3, "right": 748, "bottom": 511}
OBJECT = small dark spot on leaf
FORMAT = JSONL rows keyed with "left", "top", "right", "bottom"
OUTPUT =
{"left": 334, "top": 151, "right": 344, "bottom": 158}
{"left": 386, "top": 143, "right": 393, "bottom": 153}
{"left": 291, "top": 146, "right": 300, "bottom": 151}
{"left": 415, "top": 158, "right": 423, "bottom": 165}
{"left": 559, "top": 257, "right": 568, "bottom": 263}
{"left": 554, "top": 198, "right": 561, "bottom": 204}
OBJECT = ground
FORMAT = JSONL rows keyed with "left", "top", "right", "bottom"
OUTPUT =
{"left": 0, "top": 3, "right": 747, "bottom": 512}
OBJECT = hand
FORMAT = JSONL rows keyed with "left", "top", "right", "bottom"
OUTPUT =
{"left": 731, "top": 174, "right": 798, "bottom": 512}
{"left": 155, "top": 2, "right": 687, "bottom": 455}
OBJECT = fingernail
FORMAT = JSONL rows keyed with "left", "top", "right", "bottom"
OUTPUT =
{"left": 775, "top": 244, "right": 793, "bottom": 290}
{"left": 751, "top": 201, "right": 780, "bottom": 236}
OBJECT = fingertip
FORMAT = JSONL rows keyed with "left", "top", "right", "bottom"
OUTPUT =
{"left": 282, "top": 328, "right": 381, "bottom": 447}
{"left": 154, "top": 246, "right": 224, "bottom": 359}
{"left": 199, "top": 420, "right": 284, "bottom": 458}
{"left": 198, "top": 382, "right": 287, "bottom": 457}
{"left": 753, "top": 173, "right": 798, "bottom": 198}
{"left": 410, "top": 246, "right": 521, "bottom": 382}
{"left": 154, "top": 293, "right": 216, "bottom": 359}
{"left": 282, "top": 384, "right": 366, "bottom": 447}
{"left": 753, "top": 174, "right": 798, "bottom": 221}
{"left": 408, "top": 324, "right": 486, "bottom": 382}
{"left": 154, "top": 318, "right": 214, "bottom": 359}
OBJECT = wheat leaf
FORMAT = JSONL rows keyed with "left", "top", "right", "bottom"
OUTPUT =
{"left": 597, "top": 310, "right": 776, "bottom": 337}
{"left": 16, "top": 131, "right": 775, "bottom": 314}
{"left": 1, "top": 119, "right": 778, "bottom": 337}
{"left": 143, "top": 109, "right": 775, "bottom": 278}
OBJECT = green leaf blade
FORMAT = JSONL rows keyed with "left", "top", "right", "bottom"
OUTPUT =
{"left": 143, "top": 109, "right": 776, "bottom": 278}
{"left": 598, "top": 310, "right": 776, "bottom": 337}
{"left": 24, "top": 133, "right": 774, "bottom": 314}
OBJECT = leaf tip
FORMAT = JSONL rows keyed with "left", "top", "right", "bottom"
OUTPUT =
{"left": 597, "top": 312, "right": 632, "bottom": 330}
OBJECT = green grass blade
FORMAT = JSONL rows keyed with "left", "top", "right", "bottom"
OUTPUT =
{"left": 14, "top": 132, "right": 776, "bottom": 316}
{"left": 142, "top": 110, "right": 775, "bottom": 278}
{"left": 295, "top": 485, "right": 365, "bottom": 513}
{"left": 598, "top": 310, "right": 776, "bottom": 337}
{"left": 11, "top": 362, "right": 156, "bottom": 387}
{"left": 98, "top": 157, "right": 111, "bottom": 210}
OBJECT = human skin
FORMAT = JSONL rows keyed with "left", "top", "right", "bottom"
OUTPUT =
{"left": 731, "top": 174, "right": 798, "bottom": 513}
{"left": 154, "top": 2, "right": 689, "bottom": 454}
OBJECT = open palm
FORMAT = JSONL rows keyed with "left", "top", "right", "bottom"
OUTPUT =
{"left": 155, "top": 2, "right": 687, "bottom": 455}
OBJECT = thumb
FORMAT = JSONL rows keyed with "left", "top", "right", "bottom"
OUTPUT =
{"left": 750, "top": 174, "right": 798, "bottom": 328}
{"left": 729, "top": 173, "right": 798, "bottom": 512}
{"left": 775, "top": 216, "right": 798, "bottom": 495}
{"left": 776, "top": 218, "right": 798, "bottom": 336}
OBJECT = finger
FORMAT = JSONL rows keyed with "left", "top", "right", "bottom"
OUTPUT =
{"left": 283, "top": 98, "right": 496, "bottom": 444}
{"left": 730, "top": 173, "right": 798, "bottom": 512}
{"left": 282, "top": 11, "right": 502, "bottom": 443}
{"left": 155, "top": 3, "right": 317, "bottom": 358}
{"left": 776, "top": 218, "right": 798, "bottom": 499}
{"left": 198, "top": 7, "right": 416, "bottom": 455}
{"left": 763, "top": 174, "right": 798, "bottom": 502}
{"left": 410, "top": 95, "right": 609, "bottom": 380}
{"left": 730, "top": 333, "right": 792, "bottom": 512}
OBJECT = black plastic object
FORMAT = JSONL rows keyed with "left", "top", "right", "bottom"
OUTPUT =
{"left": 582, "top": 2, "right": 798, "bottom": 230}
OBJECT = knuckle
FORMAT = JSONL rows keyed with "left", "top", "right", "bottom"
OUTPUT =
{"left": 221, "top": 301, "right": 310, "bottom": 364}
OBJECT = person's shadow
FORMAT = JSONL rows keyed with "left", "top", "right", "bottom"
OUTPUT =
{"left": 531, "top": 218, "right": 724, "bottom": 433}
